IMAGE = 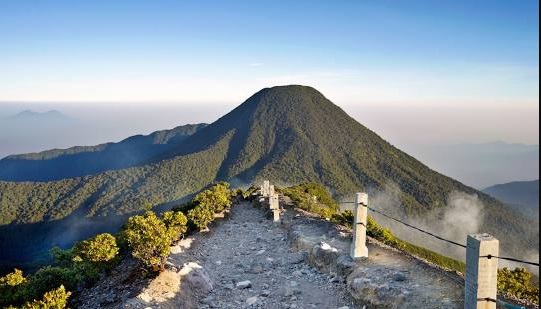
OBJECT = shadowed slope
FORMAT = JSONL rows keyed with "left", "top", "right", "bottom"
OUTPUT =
{"left": 0, "top": 124, "right": 207, "bottom": 181}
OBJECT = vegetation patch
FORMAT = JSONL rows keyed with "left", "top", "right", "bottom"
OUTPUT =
{"left": 0, "top": 182, "right": 235, "bottom": 308}
{"left": 282, "top": 182, "right": 339, "bottom": 219}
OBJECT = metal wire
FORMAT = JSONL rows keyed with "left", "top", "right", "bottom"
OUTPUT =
{"left": 341, "top": 200, "right": 541, "bottom": 267}
{"left": 481, "top": 255, "right": 540, "bottom": 267}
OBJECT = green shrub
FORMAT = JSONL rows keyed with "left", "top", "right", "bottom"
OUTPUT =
{"left": 120, "top": 211, "right": 173, "bottom": 271}
{"left": 283, "top": 183, "right": 339, "bottom": 218}
{"left": 185, "top": 182, "right": 233, "bottom": 231}
{"left": 163, "top": 211, "right": 188, "bottom": 241}
{"left": 187, "top": 205, "right": 214, "bottom": 231}
{"left": 0, "top": 269, "right": 26, "bottom": 287}
{"left": 366, "top": 216, "right": 401, "bottom": 248}
{"left": 193, "top": 182, "right": 232, "bottom": 213}
{"left": 10, "top": 285, "right": 71, "bottom": 309}
{"left": 498, "top": 267, "right": 539, "bottom": 304}
{"left": 331, "top": 210, "right": 354, "bottom": 228}
{"left": 73, "top": 233, "right": 119, "bottom": 264}
{"left": 0, "top": 269, "right": 27, "bottom": 306}
{"left": 50, "top": 247, "right": 74, "bottom": 268}
{"left": 23, "top": 266, "right": 80, "bottom": 301}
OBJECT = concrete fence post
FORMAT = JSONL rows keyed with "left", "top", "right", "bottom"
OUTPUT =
{"left": 270, "top": 193, "right": 280, "bottom": 222}
{"left": 465, "top": 234, "right": 499, "bottom": 309}
{"left": 261, "top": 180, "right": 270, "bottom": 197}
{"left": 350, "top": 193, "right": 369, "bottom": 259}
{"left": 269, "top": 185, "right": 275, "bottom": 197}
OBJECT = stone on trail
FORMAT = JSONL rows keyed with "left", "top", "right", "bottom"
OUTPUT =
{"left": 246, "top": 296, "right": 259, "bottom": 306}
{"left": 236, "top": 280, "right": 252, "bottom": 289}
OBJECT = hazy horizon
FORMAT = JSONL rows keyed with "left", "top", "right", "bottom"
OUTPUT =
{"left": 1, "top": 0, "right": 539, "bottom": 186}
{"left": 1, "top": 96, "right": 538, "bottom": 189}
{"left": 1, "top": 93, "right": 539, "bottom": 147}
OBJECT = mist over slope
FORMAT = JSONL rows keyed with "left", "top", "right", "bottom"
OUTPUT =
{"left": 0, "top": 123, "right": 207, "bottom": 181}
{"left": 0, "top": 85, "right": 537, "bottom": 271}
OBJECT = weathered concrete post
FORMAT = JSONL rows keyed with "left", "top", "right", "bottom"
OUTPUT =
{"left": 270, "top": 193, "right": 280, "bottom": 222}
{"left": 350, "top": 193, "right": 369, "bottom": 259}
{"left": 465, "top": 234, "right": 499, "bottom": 309}
{"left": 261, "top": 180, "right": 270, "bottom": 197}
{"left": 269, "top": 185, "right": 275, "bottom": 198}
{"left": 269, "top": 192, "right": 279, "bottom": 210}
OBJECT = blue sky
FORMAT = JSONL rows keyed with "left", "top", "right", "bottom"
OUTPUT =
{"left": 0, "top": 0, "right": 539, "bottom": 105}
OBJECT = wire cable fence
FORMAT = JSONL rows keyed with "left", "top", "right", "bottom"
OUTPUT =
{"left": 481, "top": 297, "right": 527, "bottom": 309}
{"left": 342, "top": 196, "right": 538, "bottom": 308}
{"left": 339, "top": 200, "right": 539, "bottom": 267}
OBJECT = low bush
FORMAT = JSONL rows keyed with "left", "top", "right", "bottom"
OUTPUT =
{"left": 6, "top": 285, "right": 71, "bottom": 309}
{"left": 193, "top": 182, "right": 232, "bottom": 213}
{"left": 498, "top": 267, "right": 539, "bottom": 304}
{"left": 22, "top": 266, "right": 80, "bottom": 302}
{"left": 186, "top": 182, "right": 234, "bottom": 231}
{"left": 282, "top": 183, "right": 338, "bottom": 219}
{"left": 120, "top": 211, "right": 174, "bottom": 271}
{"left": 163, "top": 211, "right": 188, "bottom": 241}
{"left": 0, "top": 269, "right": 26, "bottom": 306}
{"left": 0, "top": 267, "right": 77, "bottom": 309}
{"left": 73, "top": 233, "right": 119, "bottom": 265}
{"left": 0, "top": 269, "right": 26, "bottom": 288}
{"left": 187, "top": 205, "right": 214, "bottom": 231}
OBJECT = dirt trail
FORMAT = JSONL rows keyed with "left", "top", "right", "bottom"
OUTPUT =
{"left": 169, "top": 202, "right": 355, "bottom": 308}
{"left": 289, "top": 212, "right": 464, "bottom": 308}
{"left": 78, "top": 199, "right": 467, "bottom": 308}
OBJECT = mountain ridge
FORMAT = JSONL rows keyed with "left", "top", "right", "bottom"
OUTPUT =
{"left": 0, "top": 123, "right": 207, "bottom": 180}
{"left": 483, "top": 179, "right": 539, "bottom": 219}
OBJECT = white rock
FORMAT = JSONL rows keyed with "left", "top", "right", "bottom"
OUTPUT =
{"left": 236, "top": 280, "right": 252, "bottom": 289}
{"left": 246, "top": 296, "right": 258, "bottom": 306}
{"left": 320, "top": 242, "right": 338, "bottom": 252}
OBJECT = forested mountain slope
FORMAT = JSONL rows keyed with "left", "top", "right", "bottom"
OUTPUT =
{"left": 0, "top": 86, "right": 537, "bottom": 268}
{"left": 484, "top": 180, "right": 539, "bottom": 218}
{"left": 0, "top": 123, "right": 207, "bottom": 181}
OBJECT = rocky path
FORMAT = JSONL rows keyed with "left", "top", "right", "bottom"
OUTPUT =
{"left": 171, "top": 202, "right": 355, "bottom": 309}
{"left": 289, "top": 212, "right": 464, "bottom": 308}
{"left": 78, "top": 199, "right": 467, "bottom": 308}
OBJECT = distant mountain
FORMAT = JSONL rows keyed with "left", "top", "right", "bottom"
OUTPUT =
{"left": 7, "top": 110, "right": 72, "bottom": 122}
{"left": 0, "top": 86, "right": 537, "bottom": 271}
{"left": 483, "top": 180, "right": 539, "bottom": 218}
{"left": 0, "top": 123, "right": 207, "bottom": 181}
{"left": 402, "top": 142, "right": 539, "bottom": 189}
{"left": 0, "top": 110, "right": 79, "bottom": 159}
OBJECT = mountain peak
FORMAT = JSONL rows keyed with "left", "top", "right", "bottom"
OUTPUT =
{"left": 235, "top": 85, "right": 331, "bottom": 112}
